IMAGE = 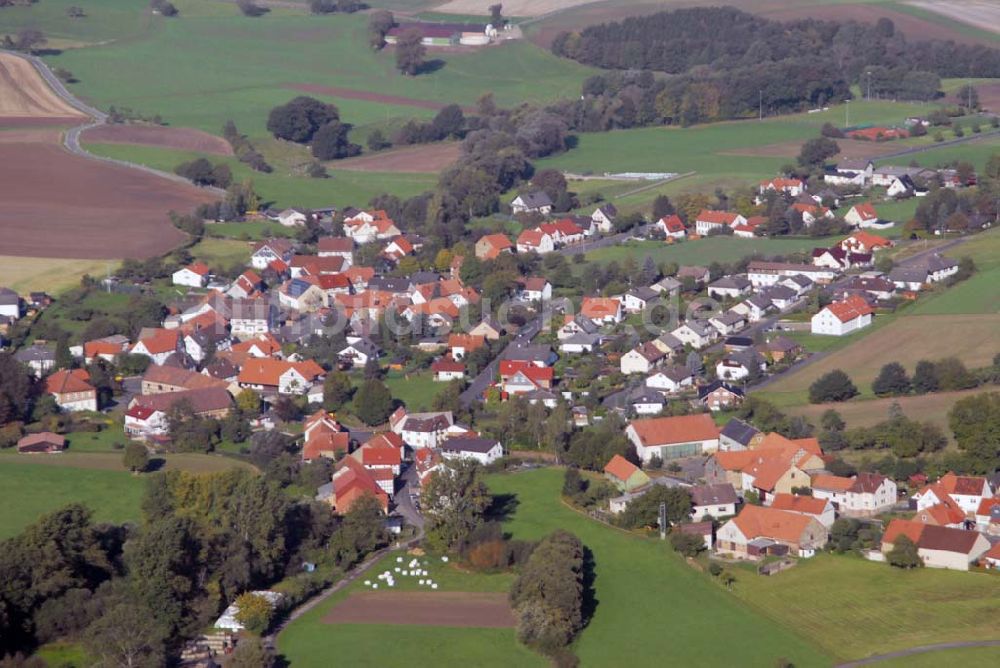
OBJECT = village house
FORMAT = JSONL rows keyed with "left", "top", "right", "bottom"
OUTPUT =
{"left": 230, "top": 299, "right": 277, "bottom": 338}
{"left": 698, "top": 381, "right": 745, "bottom": 412}
{"left": 811, "top": 472, "right": 897, "bottom": 517}
{"left": 317, "top": 236, "right": 354, "bottom": 266}
{"left": 510, "top": 191, "right": 553, "bottom": 215}
{"left": 650, "top": 276, "right": 682, "bottom": 296}
{"left": 758, "top": 177, "right": 805, "bottom": 199}
{"left": 46, "top": 369, "right": 98, "bottom": 412}
{"left": 130, "top": 329, "right": 182, "bottom": 365}
{"left": 835, "top": 276, "right": 896, "bottom": 302}
{"left": 125, "top": 387, "right": 232, "bottom": 439}
{"left": 811, "top": 246, "right": 872, "bottom": 270}
{"left": 655, "top": 214, "right": 687, "bottom": 239}
{"left": 226, "top": 270, "right": 264, "bottom": 300}
{"left": 841, "top": 231, "right": 892, "bottom": 255}
{"left": 708, "top": 311, "right": 748, "bottom": 337}
{"left": 843, "top": 202, "right": 879, "bottom": 228}
{"left": 823, "top": 158, "right": 873, "bottom": 187}
{"left": 475, "top": 233, "right": 513, "bottom": 260}
{"left": 518, "top": 277, "right": 552, "bottom": 303}
{"left": 439, "top": 437, "right": 503, "bottom": 465}
{"left": 580, "top": 297, "right": 622, "bottom": 325}
{"left": 16, "top": 432, "right": 66, "bottom": 454}
{"left": 447, "top": 333, "right": 486, "bottom": 360}
{"left": 343, "top": 210, "right": 401, "bottom": 244}
{"left": 671, "top": 320, "right": 717, "bottom": 349}
{"left": 733, "top": 216, "right": 766, "bottom": 238}
{"left": 540, "top": 219, "right": 586, "bottom": 247}
{"left": 338, "top": 337, "right": 381, "bottom": 368}
{"left": 629, "top": 389, "right": 667, "bottom": 415}
{"left": 717, "top": 505, "right": 828, "bottom": 559}
{"left": 913, "top": 472, "right": 993, "bottom": 515}
{"left": 390, "top": 408, "right": 457, "bottom": 449}
{"left": 706, "top": 434, "right": 825, "bottom": 503}
{"left": 811, "top": 295, "right": 874, "bottom": 336}
{"left": 881, "top": 519, "right": 990, "bottom": 571}
{"left": 707, "top": 276, "right": 751, "bottom": 300}
{"left": 715, "top": 349, "right": 764, "bottom": 381}
{"left": 646, "top": 366, "right": 694, "bottom": 394}
{"left": 625, "top": 414, "right": 720, "bottom": 463}
{"left": 747, "top": 262, "right": 837, "bottom": 288}
{"left": 590, "top": 203, "right": 617, "bottom": 234}
{"left": 470, "top": 316, "right": 504, "bottom": 341}
{"left": 791, "top": 202, "right": 834, "bottom": 226}
{"left": 238, "top": 358, "right": 325, "bottom": 395}
{"left": 718, "top": 418, "right": 761, "bottom": 452}
{"left": 604, "top": 454, "right": 651, "bottom": 492}
{"left": 690, "top": 483, "right": 738, "bottom": 519}
{"left": 0, "top": 287, "right": 21, "bottom": 321}
{"left": 328, "top": 457, "right": 389, "bottom": 513}
{"left": 172, "top": 262, "right": 211, "bottom": 288}
{"left": 142, "top": 365, "right": 227, "bottom": 395}
{"left": 278, "top": 278, "right": 326, "bottom": 313}
{"left": 13, "top": 343, "right": 56, "bottom": 377}
{"left": 622, "top": 286, "right": 659, "bottom": 313}
{"left": 515, "top": 228, "right": 555, "bottom": 254}
{"left": 694, "top": 210, "right": 746, "bottom": 236}
{"left": 431, "top": 356, "right": 466, "bottom": 381}
{"left": 620, "top": 341, "right": 667, "bottom": 375}
{"left": 250, "top": 239, "right": 294, "bottom": 271}
{"left": 770, "top": 493, "right": 836, "bottom": 528}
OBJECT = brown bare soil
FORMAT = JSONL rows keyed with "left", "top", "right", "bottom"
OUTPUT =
{"left": 907, "top": 1, "right": 1000, "bottom": 36}
{"left": 286, "top": 83, "right": 472, "bottom": 112}
{"left": 957, "top": 82, "right": 1000, "bottom": 112}
{"left": 322, "top": 591, "right": 515, "bottom": 628}
{"left": 0, "top": 128, "right": 63, "bottom": 143}
{"left": 0, "top": 140, "right": 216, "bottom": 259}
{"left": 0, "top": 53, "right": 86, "bottom": 120}
{"left": 723, "top": 138, "right": 914, "bottom": 160}
{"left": 331, "top": 142, "right": 460, "bottom": 173}
{"left": 81, "top": 125, "right": 234, "bottom": 156}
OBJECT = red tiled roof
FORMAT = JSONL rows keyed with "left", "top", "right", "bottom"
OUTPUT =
{"left": 824, "top": 295, "right": 874, "bottom": 323}
{"left": 580, "top": 297, "right": 620, "bottom": 319}
{"left": 850, "top": 203, "right": 878, "bottom": 220}
{"left": 46, "top": 368, "right": 94, "bottom": 395}
{"left": 133, "top": 329, "right": 180, "bottom": 355}
{"left": 658, "top": 215, "right": 685, "bottom": 233}
{"left": 697, "top": 210, "right": 740, "bottom": 225}
{"left": 770, "top": 493, "right": 829, "bottom": 516}
{"left": 238, "top": 358, "right": 325, "bottom": 386}
{"left": 628, "top": 414, "right": 719, "bottom": 447}
{"left": 811, "top": 474, "right": 854, "bottom": 492}
{"left": 603, "top": 454, "right": 639, "bottom": 482}
{"left": 732, "top": 505, "right": 816, "bottom": 543}
{"left": 882, "top": 518, "right": 925, "bottom": 545}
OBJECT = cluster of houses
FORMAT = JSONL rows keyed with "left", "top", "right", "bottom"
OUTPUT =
{"left": 606, "top": 413, "right": 1000, "bottom": 570}
{"left": 823, "top": 159, "right": 976, "bottom": 199}
{"left": 306, "top": 406, "right": 503, "bottom": 515}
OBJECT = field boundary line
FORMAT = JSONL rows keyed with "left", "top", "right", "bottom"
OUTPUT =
{"left": 837, "top": 639, "right": 1000, "bottom": 666}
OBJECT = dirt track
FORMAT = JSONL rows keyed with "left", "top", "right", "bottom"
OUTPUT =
{"left": 0, "top": 140, "right": 214, "bottom": 259}
{"left": 322, "top": 591, "right": 515, "bottom": 628}
{"left": 0, "top": 53, "right": 86, "bottom": 120}
{"left": 332, "top": 142, "right": 460, "bottom": 173}
{"left": 82, "top": 124, "right": 234, "bottom": 155}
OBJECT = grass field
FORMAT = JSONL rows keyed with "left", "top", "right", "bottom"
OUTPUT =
{"left": 733, "top": 553, "right": 1000, "bottom": 661}
{"left": 488, "top": 468, "right": 831, "bottom": 666}
{"left": 84, "top": 143, "right": 436, "bottom": 209}
{"left": 0, "top": 459, "right": 144, "bottom": 538}
{"left": 0, "top": 256, "right": 111, "bottom": 295}
{"left": 877, "top": 134, "right": 1000, "bottom": 172}
{"left": 874, "top": 645, "right": 1000, "bottom": 667}
{"left": 188, "top": 236, "right": 256, "bottom": 267}
{"left": 910, "top": 228, "right": 1000, "bottom": 316}
{"left": 585, "top": 235, "right": 842, "bottom": 267}
{"left": 758, "top": 313, "right": 1000, "bottom": 407}
{"left": 277, "top": 549, "right": 540, "bottom": 667}
{"left": 46, "top": 10, "right": 597, "bottom": 139}
{"left": 535, "top": 100, "right": 949, "bottom": 183}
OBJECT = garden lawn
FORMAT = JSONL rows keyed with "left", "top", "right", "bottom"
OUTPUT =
{"left": 0, "top": 459, "right": 144, "bottom": 539}
{"left": 732, "top": 553, "right": 1000, "bottom": 661}
{"left": 487, "top": 468, "right": 831, "bottom": 667}
{"left": 584, "top": 235, "right": 842, "bottom": 267}
{"left": 277, "top": 550, "right": 542, "bottom": 668}
{"left": 381, "top": 371, "right": 447, "bottom": 412}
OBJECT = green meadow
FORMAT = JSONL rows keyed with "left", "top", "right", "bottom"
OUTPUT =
{"left": 584, "top": 234, "right": 842, "bottom": 267}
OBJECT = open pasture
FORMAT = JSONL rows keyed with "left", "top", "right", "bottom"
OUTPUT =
{"left": 323, "top": 591, "right": 515, "bottom": 627}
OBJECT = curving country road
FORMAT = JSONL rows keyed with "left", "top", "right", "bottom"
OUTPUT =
{"left": 3, "top": 49, "right": 225, "bottom": 196}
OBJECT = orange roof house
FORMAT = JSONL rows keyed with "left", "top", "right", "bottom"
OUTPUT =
{"left": 580, "top": 297, "right": 622, "bottom": 324}
{"left": 475, "top": 233, "right": 513, "bottom": 260}
{"left": 603, "top": 454, "right": 650, "bottom": 492}
{"left": 841, "top": 231, "right": 893, "bottom": 254}
{"left": 625, "top": 414, "right": 720, "bottom": 463}
{"left": 718, "top": 504, "right": 828, "bottom": 555}
{"left": 330, "top": 457, "right": 389, "bottom": 513}
{"left": 824, "top": 295, "right": 875, "bottom": 323}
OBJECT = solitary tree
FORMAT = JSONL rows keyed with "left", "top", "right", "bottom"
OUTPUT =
{"left": 797, "top": 137, "right": 839, "bottom": 168}
{"left": 395, "top": 28, "right": 426, "bottom": 76}
{"left": 809, "top": 370, "right": 858, "bottom": 403}
{"left": 123, "top": 443, "right": 149, "bottom": 474}
{"left": 887, "top": 535, "right": 921, "bottom": 569}
{"left": 872, "top": 362, "right": 910, "bottom": 397}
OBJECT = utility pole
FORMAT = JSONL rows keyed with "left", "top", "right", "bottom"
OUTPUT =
{"left": 759, "top": 89, "right": 762, "bottom": 121}
{"left": 658, "top": 502, "right": 667, "bottom": 540}
{"left": 845, "top": 99, "right": 850, "bottom": 128}
{"left": 866, "top": 71, "right": 871, "bottom": 101}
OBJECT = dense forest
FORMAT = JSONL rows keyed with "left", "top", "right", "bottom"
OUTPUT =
{"left": 551, "top": 7, "right": 1000, "bottom": 120}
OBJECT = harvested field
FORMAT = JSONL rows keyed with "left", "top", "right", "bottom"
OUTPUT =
{"left": 331, "top": 142, "right": 460, "bottom": 173}
{"left": 323, "top": 591, "right": 515, "bottom": 628}
{"left": 723, "top": 138, "right": 917, "bottom": 160}
{"left": 286, "top": 83, "right": 472, "bottom": 112}
{"left": 787, "top": 387, "right": 992, "bottom": 440}
{"left": 434, "top": 0, "right": 606, "bottom": 17}
{"left": 0, "top": 53, "right": 85, "bottom": 121}
{"left": 907, "top": 1, "right": 1000, "bottom": 36}
{"left": 759, "top": 314, "right": 1000, "bottom": 405}
{"left": 0, "top": 140, "right": 215, "bottom": 259}
{"left": 0, "top": 128, "right": 64, "bottom": 143}
{"left": 958, "top": 81, "right": 1000, "bottom": 112}
{"left": 81, "top": 125, "right": 234, "bottom": 156}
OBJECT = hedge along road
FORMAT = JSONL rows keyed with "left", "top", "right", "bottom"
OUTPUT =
{"left": 2, "top": 49, "right": 225, "bottom": 197}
